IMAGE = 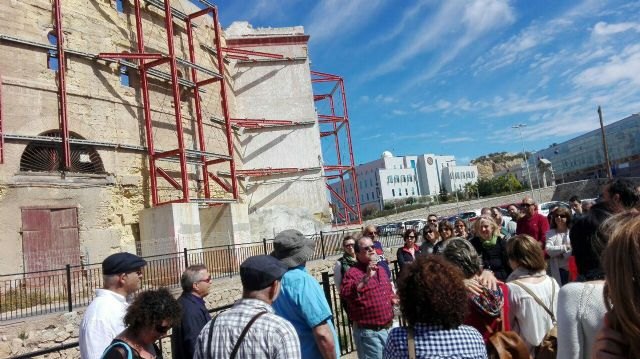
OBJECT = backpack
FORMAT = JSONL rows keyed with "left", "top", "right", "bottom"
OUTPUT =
{"left": 512, "top": 280, "right": 558, "bottom": 359}
{"left": 485, "top": 291, "right": 530, "bottom": 359}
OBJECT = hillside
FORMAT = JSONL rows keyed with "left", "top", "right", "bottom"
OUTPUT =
{"left": 471, "top": 152, "right": 526, "bottom": 179}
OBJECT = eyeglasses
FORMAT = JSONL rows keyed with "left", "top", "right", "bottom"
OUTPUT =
{"left": 155, "top": 324, "right": 171, "bottom": 334}
{"left": 198, "top": 276, "right": 212, "bottom": 283}
{"left": 425, "top": 231, "right": 434, "bottom": 234}
{"left": 360, "top": 245, "right": 375, "bottom": 252}
{"left": 344, "top": 243, "right": 355, "bottom": 247}
{"left": 126, "top": 269, "right": 143, "bottom": 276}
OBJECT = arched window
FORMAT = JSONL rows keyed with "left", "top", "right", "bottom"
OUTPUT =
{"left": 20, "top": 130, "right": 105, "bottom": 173}
{"left": 47, "top": 31, "right": 59, "bottom": 71}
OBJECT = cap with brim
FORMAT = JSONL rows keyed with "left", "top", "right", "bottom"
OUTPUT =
{"left": 240, "top": 255, "right": 288, "bottom": 291}
{"left": 102, "top": 252, "right": 147, "bottom": 275}
{"left": 270, "top": 229, "right": 315, "bottom": 268}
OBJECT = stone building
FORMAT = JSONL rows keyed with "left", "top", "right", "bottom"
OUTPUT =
{"left": 0, "top": 0, "right": 334, "bottom": 274}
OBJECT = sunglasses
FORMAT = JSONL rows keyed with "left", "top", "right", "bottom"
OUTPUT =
{"left": 155, "top": 324, "right": 171, "bottom": 334}
{"left": 198, "top": 276, "right": 212, "bottom": 283}
{"left": 554, "top": 214, "right": 568, "bottom": 219}
{"left": 425, "top": 231, "right": 434, "bottom": 234}
{"left": 344, "top": 243, "right": 355, "bottom": 247}
{"left": 360, "top": 245, "right": 375, "bottom": 252}
{"left": 407, "top": 235, "right": 416, "bottom": 239}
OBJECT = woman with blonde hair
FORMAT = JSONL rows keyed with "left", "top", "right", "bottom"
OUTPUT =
{"left": 506, "top": 234, "right": 558, "bottom": 354}
{"left": 592, "top": 211, "right": 640, "bottom": 358}
{"left": 470, "top": 216, "right": 510, "bottom": 281}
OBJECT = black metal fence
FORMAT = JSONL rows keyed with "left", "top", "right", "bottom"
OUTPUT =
{"left": 8, "top": 260, "right": 404, "bottom": 358}
{"left": 0, "top": 228, "right": 405, "bottom": 321}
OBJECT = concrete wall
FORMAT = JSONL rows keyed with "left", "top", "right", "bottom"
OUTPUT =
{"left": 226, "top": 22, "right": 331, "bottom": 238}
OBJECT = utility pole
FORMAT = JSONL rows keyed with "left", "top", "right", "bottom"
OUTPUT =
{"left": 512, "top": 124, "right": 536, "bottom": 201}
{"left": 597, "top": 106, "right": 613, "bottom": 179}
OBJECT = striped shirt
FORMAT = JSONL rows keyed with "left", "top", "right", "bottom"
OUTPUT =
{"left": 193, "top": 298, "right": 301, "bottom": 359}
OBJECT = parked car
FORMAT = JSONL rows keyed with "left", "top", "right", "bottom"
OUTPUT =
{"left": 538, "top": 201, "right": 570, "bottom": 216}
{"left": 377, "top": 222, "right": 404, "bottom": 235}
{"left": 404, "top": 219, "right": 426, "bottom": 232}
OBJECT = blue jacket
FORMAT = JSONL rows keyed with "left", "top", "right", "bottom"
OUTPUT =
{"left": 171, "top": 292, "right": 211, "bottom": 359}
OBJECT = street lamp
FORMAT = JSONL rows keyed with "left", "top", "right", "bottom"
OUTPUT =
{"left": 512, "top": 124, "right": 536, "bottom": 201}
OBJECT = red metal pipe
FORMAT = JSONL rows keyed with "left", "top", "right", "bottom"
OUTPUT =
{"left": 205, "top": 158, "right": 228, "bottom": 166}
{"left": 134, "top": 0, "right": 158, "bottom": 205}
{"left": 196, "top": 77, "right": 220, "bottom": 87}
{"left": 143, "top": 57, "right": 171, "bottom": 69}
{"left": 98, "top": 52, "right": 164, "bottom": 60}
{"left": 53, "top": 0, "right": 71, "bottom": 169}
{"left": 163, "top": 0, "right": 190, "bottom": 200}
{"left": 339, "top": 78, "right": 361, "bottom": 223}
{"left": 208, "top": 172, "right": 231, "bottom": 192}
{"left": 157, "top": 167, "right": 182, "bottom": 190}
{"left": 222, "top": 47, "right": 284, "bottom": 59}
{"left": 213, "top": 7, "right": 239, "bottom": 199}
{"left": 326, "top": 184, "right": 359, "bottom": 217}
{"left": 153, "top": 148, "right": 181, "bottom": 159}
{"left": 186, "top": 18, "right": 211, "bottom": 199}
{"left": 187, "top": 6, "right": 213, "bottom": 20}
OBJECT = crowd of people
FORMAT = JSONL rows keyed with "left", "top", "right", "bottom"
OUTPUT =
{"left": 75, "top": 178, "right": 640, "bottom": 359}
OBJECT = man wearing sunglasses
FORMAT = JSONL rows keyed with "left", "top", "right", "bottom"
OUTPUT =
{"left": 80, "top": 252, "right": 147, "bottom": 359}
{"left": 362, "top": 225, "right": 391, "bottom": 279}
{"left": 515, "top": 196, "right": 550, "bottom": 249}
{"left": 172, "top": 264, "right": 213, "bottom": 359}
{"left": 341, "top": 236, "right": 398, "bottom": 359}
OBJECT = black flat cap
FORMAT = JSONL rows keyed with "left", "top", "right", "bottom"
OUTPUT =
{"left": 240, "top": 255, "right": 288, "bottom": 291}
{"left": 102, "top": 252, "right": 147, "bottom": 275}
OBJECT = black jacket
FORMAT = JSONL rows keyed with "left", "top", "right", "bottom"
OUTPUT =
{"left": 470, "top": 236, "right": 511, "bottom": 281}
{"left": 171, "top": 293, "right": 211, "bottom": 359}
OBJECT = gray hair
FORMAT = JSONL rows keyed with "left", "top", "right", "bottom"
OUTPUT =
{"left": 441, "top": 238, "right": 482, "bottom": 278}
{"left": 180, "top": 264, "right": 208, "bottom": 292}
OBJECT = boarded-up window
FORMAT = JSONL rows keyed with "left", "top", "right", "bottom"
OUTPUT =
{"left": 21, "top": 208, "right": 80, "bottom": 272}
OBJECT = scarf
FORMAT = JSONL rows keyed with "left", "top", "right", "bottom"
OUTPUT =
{"left": 506, "top": 266, "right": 547, "bottom": 282}
{"left": 481, "top": 235, "right": 498, "bottom": 249}
{"left": 469, "top": 285, "right": 504, "bottom": 317}
{"left": 338, "top": 254, "right": 357, "bottom": 275}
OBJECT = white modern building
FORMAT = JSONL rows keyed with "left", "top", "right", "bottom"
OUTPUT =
{"left": 330, "top": 151, "right": 478, "bottom": 213}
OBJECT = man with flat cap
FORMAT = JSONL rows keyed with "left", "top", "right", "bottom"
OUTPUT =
{"left": 194, "top": 255, "right": 301, "bottom": 358}
{"left": 79, "top": 252, "right": 147, "bottom": 359}
{"left": 271, "top": 229, "right": 339, "bottom": 359}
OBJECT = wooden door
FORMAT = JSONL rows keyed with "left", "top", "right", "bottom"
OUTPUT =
{"left": 21, "top": 208, "right": 80, "bottom": 272}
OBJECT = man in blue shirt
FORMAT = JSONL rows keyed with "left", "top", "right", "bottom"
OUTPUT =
{"left": 171, "top": 264, "right": 212, "bottom": 359}
{"left": 271, "top": 229, "right": 339, "bottom": 359}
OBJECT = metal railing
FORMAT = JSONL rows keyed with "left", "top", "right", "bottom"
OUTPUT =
{"left": 1, "top": 228, "right": 407, "bottom": 321}
{"left": 9, "top": 260, "right": 404, "bottom": 358}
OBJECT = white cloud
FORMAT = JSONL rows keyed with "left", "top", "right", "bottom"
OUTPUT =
{"left": 474, "top": 0, "right": 604, "bottom": 72}
{"left": 592, "top": 21, "right": 640, "bottom": 37}
{"left": 573, "top": 44, "right": 640, "bottom": 87}
{"left": 375, "top": 95, "right": 397, "bottom": 104}
{"left": 305, "top": 0, "right": 384, "bottom": 44}
{"left": 441, "top": 137, "right": 474, "bottom": 144}
{"left": 392, "top": 109, "right": 408, "bottom": 116}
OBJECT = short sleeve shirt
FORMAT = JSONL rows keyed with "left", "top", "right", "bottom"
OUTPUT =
{"left": 272, "top": 266, "right": 340, "bottom": 359}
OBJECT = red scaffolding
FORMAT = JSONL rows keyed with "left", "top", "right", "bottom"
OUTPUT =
{"left": 312, "top": 71, "right": 362, "bottom": 225}
{"left": 98, "top": 1, "right": 238, "bottom": 206}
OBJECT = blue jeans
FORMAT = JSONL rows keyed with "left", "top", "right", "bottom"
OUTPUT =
{"left": 353, "top": 324, "right": 389, "bottom": 359}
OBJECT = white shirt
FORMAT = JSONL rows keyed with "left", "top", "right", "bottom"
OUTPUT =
{"left": 507, "top": 276, "right": 559, "bottom": 353}
{"left": 79, "top": 289, "right": 129, "bottom": 359}
{"left": 545, "top": 229, "right": 571, "bottom": 284}
{"left": 557, "top": 282, "right": 606, "bottom": 359}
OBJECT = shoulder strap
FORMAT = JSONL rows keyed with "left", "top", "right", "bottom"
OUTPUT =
{"left": 101, "top": 341, "right": 133, "bottom": 359}
{"left": 230, "top": 311, "right": 268, "bottom": 359}
{"left": 206, "top": 314, "right": 220, "bottom": 358}
{"left": 512, "top": 280, "right": 556, "bottom": 322}
{"left": 407, "top": 327, "right": 416, "bottom": 359}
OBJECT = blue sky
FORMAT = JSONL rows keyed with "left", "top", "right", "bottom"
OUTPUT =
{"left": 213, "top": 0, "right": 640, "bottom": 165}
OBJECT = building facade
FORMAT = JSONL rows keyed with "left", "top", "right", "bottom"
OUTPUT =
{"left": 331, "top": 151, "right": 478, "bottom": 214}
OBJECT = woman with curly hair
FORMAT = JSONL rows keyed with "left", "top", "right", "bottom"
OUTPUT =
{"left": 397, "top": 229, "right": 421, "bottom": 270}
{"left": 454, "top": 218, "right": 471, "bottom": 239}
{"left": 383, "top": 255, "right": 487, "bottom": 358}
{"left": 102, "top": 288, "right": 182, "bottom": 359}
{"left": 545, "top": 206, "right": 573, "bottom": 285}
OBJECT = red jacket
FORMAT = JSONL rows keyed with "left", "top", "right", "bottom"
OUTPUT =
{"left": 516, "top": 213, "right": 550, "bottom": 248}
